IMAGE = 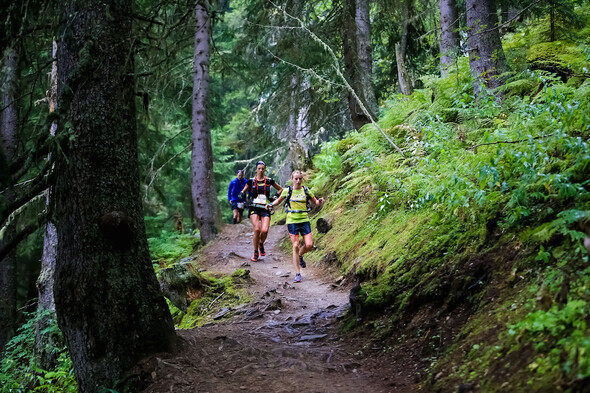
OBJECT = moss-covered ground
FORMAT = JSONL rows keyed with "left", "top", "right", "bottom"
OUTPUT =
{"left": 304, "top": 10, "right": 590, "bottom": 392}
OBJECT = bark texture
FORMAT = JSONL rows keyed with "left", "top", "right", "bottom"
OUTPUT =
{"left": 0, "top": 44, "right": 19, "bottom": 358}
{"left": 35, "top": 40, "right": 60, "bottom": 369}
{"left": 396, "top": 0, "right": 413, "bottom": 95}
{"left": 277, "top": 74, "right": 311, "bottom": 185}
{"left": 439, "top": 0, "right": 460, "bottom": 76}
{"left": 191, "top": 0, "right": 221, "bottom": 243}
{"left": 341, "top": 0, "right": 375, "bottom": 130}
{"left": 354, "top": 0, "right": 377, "bottom": 117}
{"left": 466, "top": 0, "right": 507, "bottom": 95}
{"left": 54, "top": 1, "right": 176, "bottom": 391}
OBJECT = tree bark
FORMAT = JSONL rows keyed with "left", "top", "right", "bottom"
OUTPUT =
{"left": 191, "top": 0, "right": 221, "bottom": 244}
{"left": 396, "top": 0, "right": 413, "bottom": 95}
{"left": 439, "top": 0, "right": 460, "bottom": 76}
{"left": 354, "top": 0, "right": 377, "bottom": 117}
{"left": 466, "top": 0, "right": 507, "bottom": 96}
{"left": 0, "top": 43, "right": 19, "bottom": 359}
{"left": 396, "top": 42, "right": 413, "bottom": 95}
{"left": 54, "top": 1, "right": 176, "bottom": 392}
{"left": 341, "top": 0, "right": 374, "bottom": 130}
{"left": 277, "top": 74, "right": 311, "bottom": 185}
{"left": 35, "top": 40, "right": 60, "bottom": 369}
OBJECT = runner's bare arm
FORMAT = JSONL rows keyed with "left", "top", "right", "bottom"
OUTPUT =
{"left": 272, "top": 182, "right": 283, "bottom": 195}
{"left": 271, "top": 195, "right": 286, "bottom": 208}
{"left": 311, "top": 196, "right": 325, "bottom": 206}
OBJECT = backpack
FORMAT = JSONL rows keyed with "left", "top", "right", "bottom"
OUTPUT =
{"left": 285, "top": 186, "right": 311, "bottom": 213}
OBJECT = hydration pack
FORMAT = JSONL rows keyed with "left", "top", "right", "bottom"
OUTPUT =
{"left": 249, "top": 177, "right": 270, "bottom": 199}
{"left": 285, "top": 186, "right": 311, "bottom": 213}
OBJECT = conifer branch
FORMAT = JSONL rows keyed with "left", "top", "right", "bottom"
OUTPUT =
{"left": 0, "top": 211, "right": 47, "bottom": 262}
{"left": 0, "top": 168, "right": 52, "bottom": 231}
{"left": 268, "top": 2, "right": 405, "bottom": 157}
{"left": 145, "top": 141, "right": 192, "bottom": 197}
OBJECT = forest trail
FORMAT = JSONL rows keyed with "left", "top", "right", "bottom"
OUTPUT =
{"left": 144, "top": 222, "right": 420, "bottom": 393}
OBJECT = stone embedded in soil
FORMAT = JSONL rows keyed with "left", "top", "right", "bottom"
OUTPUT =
{"left": 299, "top": 334, "right": 328, "bottom": 341}
{"left": 213, "top": 307, "right": 231, "bottom": 320}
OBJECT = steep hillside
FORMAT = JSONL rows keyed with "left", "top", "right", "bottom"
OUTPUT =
{"left": 304, "top": 17, "right": 590, "bottom": 393}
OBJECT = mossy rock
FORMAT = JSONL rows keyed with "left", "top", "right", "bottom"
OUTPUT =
{"left": 385, "top": 123, "right": 422, "bottom": 141}
{"left": 335, "top": 136, "right": 359, "bottom": 156}
{"left": 526, "top": 42, "right": 586, "bottom": 80}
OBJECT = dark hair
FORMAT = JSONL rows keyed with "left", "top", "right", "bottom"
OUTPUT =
{"left": 237, "top": 169, "right": 244, "bottom": 174}
{"left": 256, "top": 161, "right": 266, "bottom": 167}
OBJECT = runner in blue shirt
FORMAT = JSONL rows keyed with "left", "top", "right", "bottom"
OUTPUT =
{"left": 227, "top": 170, "right": 247, "bottom": 224}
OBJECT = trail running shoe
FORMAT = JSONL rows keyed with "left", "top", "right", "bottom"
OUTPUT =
{"left": 259, "top": 243, "right": 266, "bottom": 256}
{"left": 294, "top": 273, "right": 301, "bottom": 283}
{"left": 251, "top": 251, "right": 259, "bottom": 262}
{"left": 299, "top": 255, "right": 306, "bottom": 268}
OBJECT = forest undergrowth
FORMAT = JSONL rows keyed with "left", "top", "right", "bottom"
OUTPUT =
{"left": 2, "top": 8, "right": 590, "bottom": 393}
{"left": 302, "top": 17, "right": 590, "bottom": 393}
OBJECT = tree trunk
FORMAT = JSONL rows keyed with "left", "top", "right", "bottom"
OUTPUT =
{"left": 54, "top": 1, "right": 176, "bottom": 392}
{"left": 35, "top": 40, "right": 60, "bottom": 369}
{"left": 191, "top": 0, "right": 221, "bottom": 244}
{"left": 550, "top": 1, "right": 555, "bottom": 42}
{"left": 277, "top": 74, "right": 311, "bottom": 185}
{"left": 466, "top": 0, "right": 507, "bottom": 96}
{"left": 396, "top": 42, "right": 413, "bottom": 95}
{"left": 0, "top": 43, "right": 19, "bottom": 359}
{"left": 397, "top": 0, "right": 413, "bottom": 95}
{"left": 354, "top": 0, "right": 377, "bottom": 117}
{"left": 341, "top": 0, "right": 372, "bottom": 130}
{"left": 439, "top": 0, "right": 460, "bottom": 76}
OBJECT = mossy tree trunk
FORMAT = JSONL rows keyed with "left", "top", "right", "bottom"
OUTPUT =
{"left": 54, "top": 1, "right": 176, "bottom": 391}
{"left": 0, "top": 43, "right": 19, "bottom": 359}
{"left": 191, "top": 0, "right": 221, "bottom": 243}
{"left": 466, "top": 0, "right": 507, "bottom": 96}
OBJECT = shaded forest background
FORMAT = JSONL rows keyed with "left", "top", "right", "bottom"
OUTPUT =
{"left": 1, "top": 0, "right": 589, "bottom": 392}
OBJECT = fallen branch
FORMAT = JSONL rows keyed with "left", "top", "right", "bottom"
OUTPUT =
{"left": 468, "top": 133, "right": 554, "bottom": 151}
{"left": 207, "top": 292, "right": 225, "bottom": 311}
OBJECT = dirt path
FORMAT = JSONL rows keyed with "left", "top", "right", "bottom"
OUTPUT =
{"left": 144, "top": 222, "right": 416, "bottom": 393}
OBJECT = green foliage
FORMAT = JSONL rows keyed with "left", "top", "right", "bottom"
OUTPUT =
{"left": 169, "top": 269, "right": 252, "bottom": 329}
{"left": 527, "top": 41, "right": 588, "bottom": 75}
{"left": 146, "top": 221, "right": 200, "bottom": 268}
{"left": 309, "top": 9, "right": 590, "bottom": 391}
{"left": 0, "top": 311, "right": 76, "bottom": 393}
{"left": 511, "top": 299, "right": 590, "bottom": 380}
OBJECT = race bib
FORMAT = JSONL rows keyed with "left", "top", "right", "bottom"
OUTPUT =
{"left": 253, "top": 194, "right": 268, "bottom": 205}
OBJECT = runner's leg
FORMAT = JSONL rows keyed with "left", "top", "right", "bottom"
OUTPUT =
{"left": 289, "top": 233, "right": 301, "bottom": 275}
{"left": 250, "top": 213, "right": 261, "bottom": 251}
{"left": 299, "top": 232, "right": 313, "bottom": 257}
{"left": 259, "top": 216, "right": 271, "bottom": 245}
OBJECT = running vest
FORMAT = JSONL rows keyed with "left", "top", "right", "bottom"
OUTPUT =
{"left": 284, "top": 186, "right": 311, "bottom": 213}
{"left": 249, "top": 177, "right": 271, "bottom": 198}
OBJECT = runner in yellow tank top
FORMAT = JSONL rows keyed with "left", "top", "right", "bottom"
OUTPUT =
{"left": 268, "top": 170, "right": 325, "bottom": 283}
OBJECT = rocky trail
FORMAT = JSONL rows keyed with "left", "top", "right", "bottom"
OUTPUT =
{"left": 144, "top": 222, "right": 420, "bottom": 393}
